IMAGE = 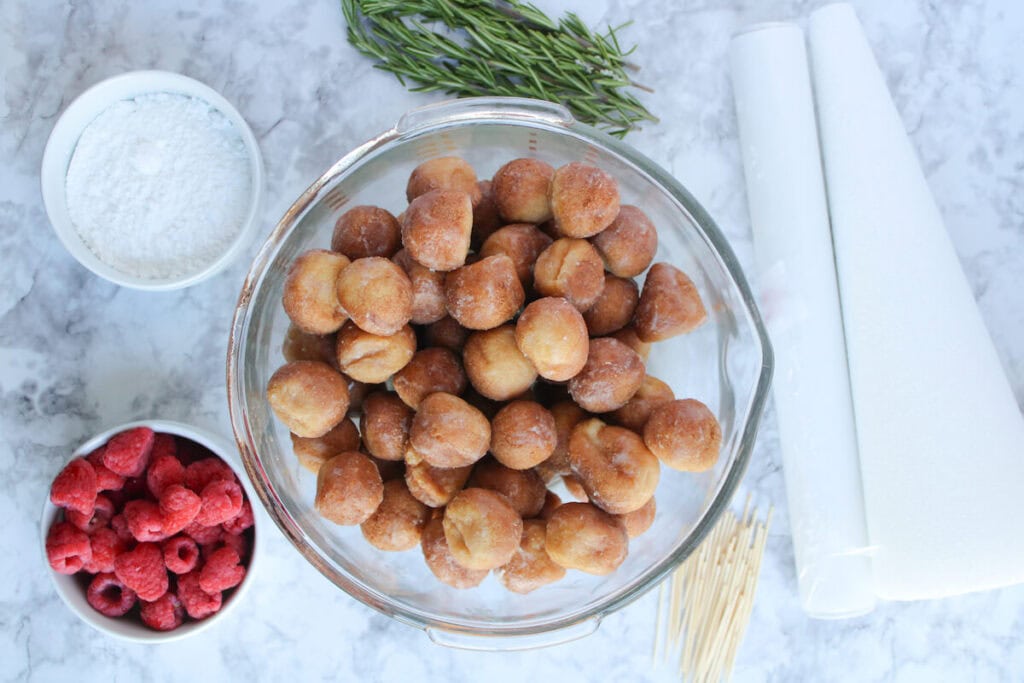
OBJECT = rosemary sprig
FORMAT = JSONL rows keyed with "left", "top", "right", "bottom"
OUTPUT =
{"left": 341, "top": 0, "right": 658, "bottom": 137}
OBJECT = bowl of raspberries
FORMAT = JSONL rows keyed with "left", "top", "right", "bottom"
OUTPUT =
{"left": 42, "top": 420, "right": 258, "bottom": 641}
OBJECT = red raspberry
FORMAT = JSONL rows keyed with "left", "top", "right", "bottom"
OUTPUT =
{"left": 184, "top": 458, "right": 235, "bottom": 493}
{"left": 195, "top": 480, "right": 243, "bottom": 527}
{"left": 177, "top": 570, "right": 223, "bottom": 619}
{"left": 147, "top": 452, "right": 185, "bottom": 499}
{"left": 46, "top": 521, "right": 92, "bottom": 574}
{"left": 113, "top": 542, "right": 168, "bottom": 602}
{"left": 152, "top": 433, "right": 177, "bottom": 460}
{"left": 140, "top": 592, "right": 185, "bottom": 631}
{"left": 50, "top": 458, "right": 97, "bottom": 515}
{"left": 158, "top": 484, "right": 201, "bottom": 535}
{"left": 222, "top": 500, "right": 254, "bottom": 536}
{"left": 124, "top": 500, "right": 168, "bottom": 542}
{"left": 102, "top": 427, "right": 155, "bottom": 477}
{"left": 86, "top": 572, "right": 137, "bottom": 617}
{"left": 162, "top": 535, "right": 200, "bottom": 574}
{"left": 66, "top": 494, "right": 115, "bottom": 534}
{"left": 203, "top": 529, "right": 250, "bottom": 563}
{"left": 83, "top": 527, "right": 125, "bottom": 574}
{"left": 110, "top": 513, "right": 133, "bottom": 542}
{"left": 199, "top": 546, "right": 246, "bottom": 594}
{"left": 183, "top": 521, "right": 223, "bottom": 545}
{"left": 86, "top": 447, "right": 126, "bottom": 492}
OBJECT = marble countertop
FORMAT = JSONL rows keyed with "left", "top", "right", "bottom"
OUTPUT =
{"left": 2, "top": 0, "right": 1022, "bottom": 680}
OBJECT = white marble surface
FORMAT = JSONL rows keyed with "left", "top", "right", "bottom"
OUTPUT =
{"left": 2, "top": 0, "right": 1022, "bottom": 680}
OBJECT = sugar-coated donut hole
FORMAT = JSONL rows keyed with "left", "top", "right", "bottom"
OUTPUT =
{"left": 591, "top": 205, "right": 658, "bottom": 278}
{"left": 617, "top": 496, "right": 657, "bottom": 538}
{"left": 643, "top": 399, "right": 722, "bottom": 472}
{"left": 468, "top": 457, "right": 547, "bottom": 518}
{"left": 422, "top": 315, "right": 468, "bottom": 352}
{"left": 562, "top": 474, "right": 589, "bottom": 502}
{"left": 492, "top": 157, "right": 555, "bottom": 224}
{"left": 282, "top": 249, "right": 350, "bottom": 335}
{"left": 392, "top": 347, "right": 467, "bottom": 409}
{"left": 609, "top": 326, "right": 651, "bottom": 362}
{"left": 549, "top": 162, "right": 620, "bottom": 238}
{"left": 290, "top": 417, "right": 361, "bottom": 473}
{"left": 442, "top": 488, "right": 523, "bottom": 570}
{"left": 532, "top": 238, "right": 605, "bottom": 312}
{"left": 463, "top": 325, "right": 538, "bottom": 401}
{"left": 545, "top": 502, "right": 628, "bottom": 575}
{"left": 539, "top": 490, "right": 563, "bottom": 520}
{"left": 633, "top": 263, "right": 708, "bottom": 342}
{"left": 405, "top": 461, "right": 473, "bottom": 508}
{"left": 402, "top": 189, "right": 473, "bottom": 272}
{"left": 490, "top": 400, "right": 557, "bottom": 470}
{"left": 514, "top": 297, "right": 589, "bottom": 382}
{"left": 360, "top": 391, "right": 413, "bottom": 462}
{"left": 533, "top": 399, "right": 585, "bottom": 482}
{"left": 315, "top": 451, "right": 384, "bottom": 526}
{"left": 479, "top": 223, "right": 553, "bottom": 289}
{"left": 495, "top": 518, "right": 566, "bottom": 594}
{"left": 335, "top": 257, "right": 413, "bottom": 336}
{"left": 393, "top": 248, "right": 447, "bottom": 325}
{"left": 331, "top": 205, "right": 402, "bottom": 260}
{"left": 267, "top": 361, "right": 350, "bottom": 438}
{"left": 568, "top": 418, "right": 660, "bottom": 515}
{"left": 610, "top": 374, "right": 675, "bottom": 432}
{"left": 568, "top": 337, "right": 645, "bottom": 413}
{"left": 409, "top": 392, "right": 491, "bottom": 468}
{"left": 421, "top": 516, "right": 488, "bottom": 589}
{"left": 334, "top": 321, "right": 416, "bottom": 384}
{"left": 471, "top": 179, "right": 503, "bottom": 248}
{"left": 406, "top": 156, "right": 479, "bottom": 202}
{"left": 360, "top": 479, "right": 431, "bottom": 551}
{"left": 582, "top": 274, "right": 639, "bottom": 337}
{"left": 282, "top": 324, "right": 337, "bottom": 367}
{"left": 444, "top": 254, "right": 525, "bottom": 330}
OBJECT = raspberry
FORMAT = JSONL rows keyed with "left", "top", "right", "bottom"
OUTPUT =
{"left": 183, "top": 521, "right": 223, "bottom": 545}
{"left": 124, "top": 500, "right": 168, "bottom": 542}
{"left": 222, "top": 500, "right": 254, "bottom": 536}
{"left": 204, "top": 529, "right": 250, "bottom": 562}
{"left": 199, "top": 547, "right": 246, "bottom": 594}
{"left": 86, "top": 573, "right": 137, "bottom": 617}
{"left": 110, "top": 513, "right": 133, "bottom": 542}
{"left": 147, "top": 453, "right": 185, "bottom": 499}
{"left": 177, "top": 570, "right": 223, "bottom": 619}
{"left": 66, "top": 494, "right": 115, "bottom": 534}
{"left": 113, "top": 542, "right": 168, "bottom": 602}
{"left": 184, "top": 458, "right": 235, "bottom": 493}
{"left": 158, "top": 484, "right": 201, "bottom": 535}
{"left": 86, "top": 448, "right": 126, "bottom": 492}
{"left": 162, "top": 535, "right": 200, "bottom": 574}
{"left": 152, "top": 433, "right": 177, "bottom": 461}
{"left": 195, "top": 479, "right": 243, "bottom": 527}
{"left": 102, "top": 427, "right": 155, "bottom": 477}
{"left": 50, "top": 458, "right": 97, "bottom": 515}
{"left": 46, "top": 521, "right": 92, "bottom": 574}
{"left": 140, "top": 592, "right": 185, "bottom": 631}
{"left": 83, "top": 527, "right": 125, "bottom": 574}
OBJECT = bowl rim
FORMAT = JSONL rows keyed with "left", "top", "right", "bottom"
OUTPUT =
{"left": 41, "top": 419, "right": 260, "bottom": 644}
{"left": 39, "top": 69, "right": 265, "bottom": 291}
{"left": 226, "top": 96, "right": 773, "bottom": 644}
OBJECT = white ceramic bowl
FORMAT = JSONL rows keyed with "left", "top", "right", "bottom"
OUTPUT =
{"left": 41, "top": 420, "right": 260, "bottom": 643}
{"left": 40, "top": 70, "right": 265, "bottom": 290}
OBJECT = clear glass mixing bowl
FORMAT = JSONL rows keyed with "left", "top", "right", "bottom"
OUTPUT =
{"left": 227, "top": 97, "right": 772, "bottom": 650}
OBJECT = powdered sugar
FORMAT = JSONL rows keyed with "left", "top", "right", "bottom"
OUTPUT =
{"left": 65, "top": 92, "right": 252, "bottom": 280}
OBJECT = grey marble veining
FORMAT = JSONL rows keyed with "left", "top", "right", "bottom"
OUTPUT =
{"left": 2, "top": 0, "right": 1022, "bottom": 681}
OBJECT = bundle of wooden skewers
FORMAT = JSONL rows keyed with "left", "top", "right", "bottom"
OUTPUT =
{"left": 654, "top": 499, "right": 772, "bottom": 682}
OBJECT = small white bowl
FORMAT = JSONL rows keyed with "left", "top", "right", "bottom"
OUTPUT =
{"left": 40, "top": 71, "right": 265, "bottom": 291}
{"left": 41, "top": 419, "right": 260, "bottom": 643}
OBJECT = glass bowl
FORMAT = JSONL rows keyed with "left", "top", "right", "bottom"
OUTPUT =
{"left": 227, "top": 97, "right": 772, "bottom": 649}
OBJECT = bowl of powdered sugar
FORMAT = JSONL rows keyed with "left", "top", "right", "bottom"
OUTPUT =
{"left": 41, "top": 71, "right": 264, "bottom": 290}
